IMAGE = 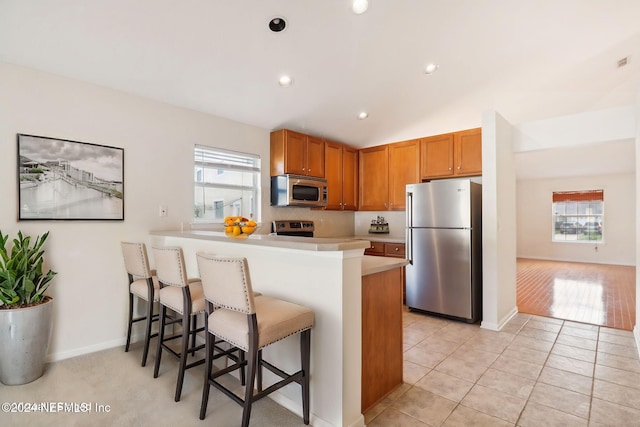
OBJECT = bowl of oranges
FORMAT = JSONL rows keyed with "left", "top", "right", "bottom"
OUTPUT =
{"left": 224, "top": 216, "right": 258, "bottom": 239}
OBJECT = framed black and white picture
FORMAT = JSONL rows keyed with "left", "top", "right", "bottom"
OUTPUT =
{"left": 17, "top": 134, "right": 124, "bottom": 221}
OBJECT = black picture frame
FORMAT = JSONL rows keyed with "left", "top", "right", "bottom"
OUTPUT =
{"left": 17, "top": 134, "right": 124, "bottom": 221}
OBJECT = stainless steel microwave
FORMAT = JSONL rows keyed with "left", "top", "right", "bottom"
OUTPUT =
{"left": 270, "top": 174, "right": 328, "bottom": 208}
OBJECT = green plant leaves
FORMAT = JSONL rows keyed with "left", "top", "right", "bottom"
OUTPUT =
{"left": 0, "top": 230, "right": 57, "bottom": 308}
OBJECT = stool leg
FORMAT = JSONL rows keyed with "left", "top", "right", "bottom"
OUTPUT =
{"left": 199, "top": 319, "right": 214, "bottom": 420}
{"left": 153, "top": 305, "right": 167, "bottom": 379}
{"left": 239, "top": 350, "right": 246, "bottom": 385}
{"left": 141, "top": 299, "right": 154, "bottom": 367}
{"left": 257, "top": 350, "right": 263, "bottom": 392}
{"left": 190, "top": 313, "right": 198, "bottom": 356}
{"left": 241, "top": 315, "right": 259, "bottom": 427}
{"left": 175, "top": 310, "right": 191, "bottom": 402}
{"left": 125, "top": 293, "right": 134, "bottom": 352}
{"left": 301, "top": 329, "right": 311, "bottom": 425}
{"left": 241, "top": 347, "right": 257, "bottom": 427}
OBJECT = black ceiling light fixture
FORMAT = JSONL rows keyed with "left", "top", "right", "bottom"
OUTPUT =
{"left": 269, "top": 17, "right": 286, "bottom": 32}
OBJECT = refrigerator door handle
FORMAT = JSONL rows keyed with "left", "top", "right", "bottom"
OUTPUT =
{"left": 406, "top": 190, "right": 413, "bottom": 227}
{"left": 406, "top": 228, "right": 413, "bottom": 264}
{"left": 406, "top": 190, "right": 413, "bottom": 264}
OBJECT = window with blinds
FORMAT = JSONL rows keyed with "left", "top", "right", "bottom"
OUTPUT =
{"left": 552, "top": 190, "right": 603, "bottom": 242}
{"left": 194, "top": 145, "right": 261, "bottom": 222}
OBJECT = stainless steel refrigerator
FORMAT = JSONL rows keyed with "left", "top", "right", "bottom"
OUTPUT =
{"left": 405, "top": 179, "right": 482, "bottom": 322}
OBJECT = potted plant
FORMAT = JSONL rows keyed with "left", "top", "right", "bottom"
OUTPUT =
{"left": 0, "top": 230, "right": 57, "bottom": 385}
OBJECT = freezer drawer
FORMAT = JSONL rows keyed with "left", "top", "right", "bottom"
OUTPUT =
{"left": 406, "top": 228, "right": 473, "bottom": 319}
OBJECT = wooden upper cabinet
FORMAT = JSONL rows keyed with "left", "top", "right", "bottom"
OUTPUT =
{"left": 388, "top": 139, "right": 420, "bottom": 210}
{"left": 306, "top": 135, "right": 326, "bottom": 178}
{"left": 324, "top": 140, "right": 358, "bottom": 211}
{"left": 359, "top": 145, "right": 389, "bottom": 211}
{"left": 420, "top": 133, "right": 454, "bottom": 179}
{"left": 342, "top": 146, "right": 358, "bottom": 210}
{"left": 324, "top": 140, "right": 343, "bottom": 210}
{"left": 270, "top": 129, "right": 325, "bottom": 178}
{"left": 454, "top": 127, "right": 482, "bottom": 176}
{"left": 420, "top": 128, "right": 482, "bottom": 180}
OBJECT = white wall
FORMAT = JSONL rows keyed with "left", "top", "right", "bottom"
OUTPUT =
{"left": 517, "top": 174, "right": 635, "bottom": 265}
{"left": 481, "top": 111, "right": 518, "bottom": 331}
{"left": 0, "top": 62, "right": 301, "bottom": 360}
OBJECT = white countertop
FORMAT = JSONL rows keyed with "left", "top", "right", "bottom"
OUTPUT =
{"left": 151, "top": 230, "right": 371, "bottom": 252}
{"left": 361, "top": 255, "right": 409, "bottom": 276}
{"left": 152, "top": 230, "right": 407, "bottom": 275}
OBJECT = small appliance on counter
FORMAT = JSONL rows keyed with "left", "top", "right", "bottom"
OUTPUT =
{"left": 368, "top": 216, "right": 389, "bottom": 234}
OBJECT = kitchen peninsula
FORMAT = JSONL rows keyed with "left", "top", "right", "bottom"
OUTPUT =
{"left": 150, "top": 230, "right": 407, "bottom": 427}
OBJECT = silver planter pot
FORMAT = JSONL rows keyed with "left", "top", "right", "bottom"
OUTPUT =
{"left": 0, "top": 297, "right": 54, "bottom": 385}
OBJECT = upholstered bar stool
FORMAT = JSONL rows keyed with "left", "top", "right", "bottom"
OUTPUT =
{"left": 120, "top": 242, "right": 159, "bottom": 367}
{"left": 196, "top": 254, "right": 314, "bottom": 427}
{"left": 152, "top": 246, "right": 206, "bottom": 402}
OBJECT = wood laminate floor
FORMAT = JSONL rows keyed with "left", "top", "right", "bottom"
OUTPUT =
{"left": 517, "top": 258, "right": 636, "bottom": 331}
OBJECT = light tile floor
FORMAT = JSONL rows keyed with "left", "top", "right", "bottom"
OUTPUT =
{"left": 364, "top": 308, "right": 640, "bottom": 427}
{"left": 3, "top": 309, "right": 640, "bottom": 426}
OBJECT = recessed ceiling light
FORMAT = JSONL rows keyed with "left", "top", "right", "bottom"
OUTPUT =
{"left": 352, "top": 0, "right": 369, "bottom": 14}
{"left": 269, "top": 17, "right": 287, "bottom": 32}
{"left": 358, "top": 111, "right": 369, "bottom": 120}
{"left": 424, "top": 63, "right": 439, "bottom": 75}
{"left": 278, "top": 75, "right": 293, "bottom": 87}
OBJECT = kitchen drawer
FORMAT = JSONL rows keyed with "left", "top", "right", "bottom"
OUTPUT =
{"left": 384, "top": 243, "right": 405, "bottom": 258}
{"left": 364, "top": 241, "right": 385, "bottom": 256}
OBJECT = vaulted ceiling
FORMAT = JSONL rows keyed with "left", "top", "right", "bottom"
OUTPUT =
{"left": 1, "top": 1, "right": 638, "bottom": 176}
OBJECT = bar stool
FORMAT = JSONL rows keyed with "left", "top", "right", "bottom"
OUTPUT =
{"left": 196, "top": 254, "right": 314, "bottom": 427}
{"left": 120, "top": 242, "right": 159, "bottom": 367}
{"left": 152, "top": 246, "right": 206, "bottom": 402}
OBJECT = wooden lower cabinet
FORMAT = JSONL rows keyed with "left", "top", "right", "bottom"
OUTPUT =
{"left": 362, "top": 267, "right": 403, "bottom": 413}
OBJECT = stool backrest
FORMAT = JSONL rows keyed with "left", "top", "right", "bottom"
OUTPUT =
{"left": 121, "top": 242, "right": 153, "bottom": 279}
{"left": 152, "top": 246, "right": 189, "bottom": 287}
{"left": 196, "top": 253, "right": 255, "bottom": 314}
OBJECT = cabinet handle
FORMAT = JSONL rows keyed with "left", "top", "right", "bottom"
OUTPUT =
{"left": 448, "top": 167, "right": 452, "bottom": 171}
{"left": 457, "top": 166, "right": 461, "bottom": 170}
{"left": 302, "top": 167, "right": 306, "bottom": 171}
{"left": 394, "top": 247, "right": 399, "bottom": 251}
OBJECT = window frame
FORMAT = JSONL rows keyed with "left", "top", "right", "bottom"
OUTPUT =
{"left": 193, "top": 145, "right": 261, "bottom": 224}
{"left": 551, "top": 190, "right": 604, "bottom": 244}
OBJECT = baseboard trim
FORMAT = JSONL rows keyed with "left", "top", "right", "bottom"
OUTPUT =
{"left": 481, "top": 306, "right": 518, "bottom": 331}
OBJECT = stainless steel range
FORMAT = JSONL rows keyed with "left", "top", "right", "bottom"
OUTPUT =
{"left": 272, "top": 220, "right": 315, "bottom": 237}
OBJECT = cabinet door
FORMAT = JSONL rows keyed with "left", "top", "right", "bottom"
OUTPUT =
{"left": 454, "top": 128, "right": 482, "bottom": 176}
{"left": 324, "top": 140, "right": 343, "bottom": 210}
{"left": 364, "top": 241, "right": 385, "bottom": 256}
{"left": 359, "top": 145, "right": 389, "bottom": 211}
{"left": 384, "top": 243, "right": 406, "bottom": 258}
{"left": 284, "top": 130, "right": 307, "bottom": 176}
{"left": 389, "top": 140, "right": 419, "bottom": 210}
{"left": 420, "top": 133, "right": 454, "bottom": 179}
{"left": 306, "top": 136, "right": 325, "bottom": 178}
{"left": 342, "top": 146, "right": 358, "bottom": 210}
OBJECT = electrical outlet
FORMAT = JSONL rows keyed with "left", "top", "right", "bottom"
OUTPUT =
{"left": 159, "top": 205, "right": 168, "bottom": 217}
